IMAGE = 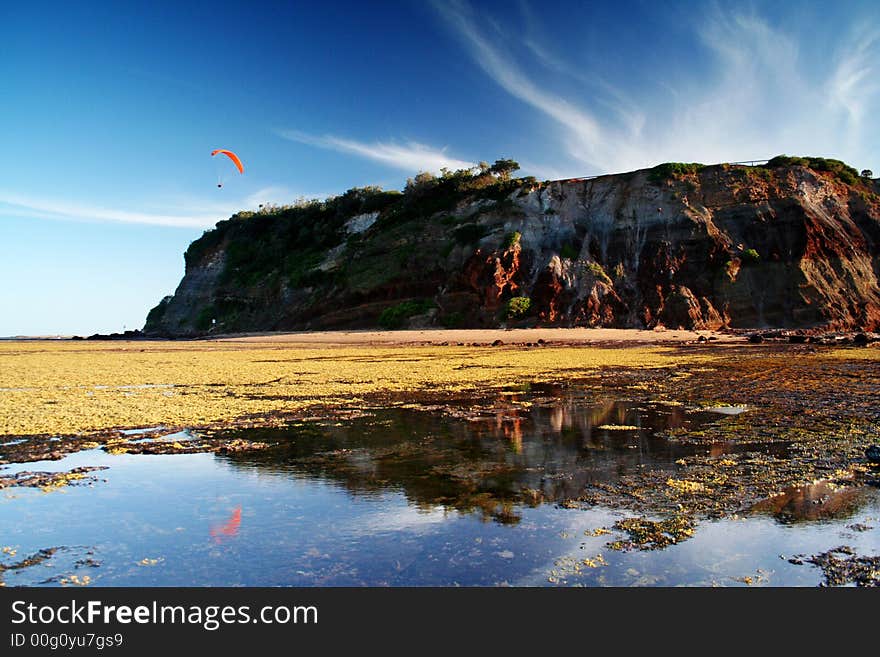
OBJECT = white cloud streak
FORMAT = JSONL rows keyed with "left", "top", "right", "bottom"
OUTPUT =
{"left": 434, "top": 0, "right": 880, "bottom": 175}
{"left": 278, "top": 130, "right": 474, "bottom": 174}
{"left": 0, "top": 191, "right": 232, "bottom": 229}
{"left": 434, "top": 1, "right": 606, "bottom": 156}
{"left": 826, "top": 27, "right": 880, "bottom": 125}
{"left": 0, "top": 182, "right": 359, "bottom": 229}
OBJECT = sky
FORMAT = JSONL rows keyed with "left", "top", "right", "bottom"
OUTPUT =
{"left": 1, "top": 0, "right": 878, "bottom": 336}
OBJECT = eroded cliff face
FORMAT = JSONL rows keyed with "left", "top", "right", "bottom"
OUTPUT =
{"left": 145, "top": 163, "right": 880, "bottom": 335}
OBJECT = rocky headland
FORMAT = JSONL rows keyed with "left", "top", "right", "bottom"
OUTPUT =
{"left": 144, "top": 157, "right": 880, "bottom": 336}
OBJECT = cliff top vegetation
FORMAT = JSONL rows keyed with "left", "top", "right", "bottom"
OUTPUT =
{"left": 183, "top": 154, "right": 875, "bottom": 273}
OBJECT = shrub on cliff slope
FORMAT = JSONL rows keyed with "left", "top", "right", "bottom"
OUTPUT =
{"left": 378, "top": 299, "right": 436, "bottom": 329}
{"left": 380, "top": 160, "right": 530, "bottom": 229}
{"left": 742, "top": 248, "right": 760, "bottom": 264}
{"left": 505, "top": 297, "right": 532, "bottom": 319}
{"left": 504, "top": 231, "right": 522, "bottom": 248}
{"left": 648, "top": 162, "right": 706, "bottom": 183}
{"left": 763, "top": 155, "right": 860, "bottom": 185}
{"left": 559, "top": 243, "right": 579, "bottom": 260}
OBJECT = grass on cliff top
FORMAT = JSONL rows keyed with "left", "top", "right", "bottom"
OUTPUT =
{"left": 760, "top": 155, "right": 862, "bottom": 185}
{"left": 0, "top": 340, "right": 716, "bottom": 437}
{"left": 648, "top": 155, "right": 867, "bottom": 188}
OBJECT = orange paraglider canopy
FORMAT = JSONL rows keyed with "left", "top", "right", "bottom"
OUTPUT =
{"left": 211, "top": 149, "right": 244, "bottom": 174}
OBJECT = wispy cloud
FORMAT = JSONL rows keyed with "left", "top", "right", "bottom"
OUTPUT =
{"left": 432, "top": 0, "right": 640, "bottom": 173}
{"left": 0, "top": 191, "right": 227, "bottom": 229}
{"left": 826, "top": 27, "right": 880, "bottom": 125}
{"left": 521, "top": 36, "right": 647, "bottom": 150}
{"left": 516, "top": 0, "right": 645, "bottom": 139}
{"left": 433, "top": 0, "right": 880, "bottom": 175}
{"left": 1, "top": 182, "right": 341, "bottom": 230}
{"left": 278, "top": 130, "right": 474, "bottom": 174}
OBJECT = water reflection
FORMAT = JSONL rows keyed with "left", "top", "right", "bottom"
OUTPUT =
{"left": 749, "top": 482, "right": 875, "bottom": 523}
{"left": 216, "top": 396, "right": 753, "bottom": 524}
{"left": 210, "top": 505, "right": 242, "bottom": 543}
{"left": 1, "top": 387, "right": 877, "bottom": 587}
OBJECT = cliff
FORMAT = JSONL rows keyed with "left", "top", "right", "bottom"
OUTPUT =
{"left": 144, "top": 158, "right": 880, "bottom": 335}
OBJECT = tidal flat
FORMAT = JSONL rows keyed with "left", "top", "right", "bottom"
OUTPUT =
{"left": 1, "top": 335, "right": 879, "bottom": 586}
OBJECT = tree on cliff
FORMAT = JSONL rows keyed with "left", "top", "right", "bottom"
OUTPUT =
{"left": 404, "top": 171, "right": 439, "bottom": 196}
{"left": 489, "top": 159, "right": 520, "bottom": 181}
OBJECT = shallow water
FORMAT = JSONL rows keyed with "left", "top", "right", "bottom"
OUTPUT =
{"left": 1, "top": 393, "right": 878, "bottom": 587}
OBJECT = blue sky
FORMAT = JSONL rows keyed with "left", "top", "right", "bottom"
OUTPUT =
{"left": 1, "top": 0, "right": 878, "bottom": 336}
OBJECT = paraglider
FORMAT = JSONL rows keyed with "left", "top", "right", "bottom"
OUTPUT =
{"left": 211, "top": 149, "right": 243, "bottom": 188}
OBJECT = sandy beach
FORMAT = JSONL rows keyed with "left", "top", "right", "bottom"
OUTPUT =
{"left": 212, "top": 327, "right": 740, "bottom": 346}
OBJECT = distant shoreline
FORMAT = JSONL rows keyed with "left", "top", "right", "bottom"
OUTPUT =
{"left": 1, "top": 327, "right": 739, "bottom": 345}
{"left": 211, "top": 327, "right": 738, "bottom": 346}
{"left": 6, "top": 327, "right": 875, "bottom": 347}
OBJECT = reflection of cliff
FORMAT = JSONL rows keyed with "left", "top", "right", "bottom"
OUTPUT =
{"left": 748, "top": 481, "right": 875, "bottom": 522}
{"left": 216, "top": 394, "right": 710, "bottom": 524}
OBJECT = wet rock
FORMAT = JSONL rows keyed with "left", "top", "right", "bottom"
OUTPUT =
{"left": 607, "top": 516, "right": 696, "bottom": 551}
{"left": 790, "top": 546, "right": 880, "bottom": 587}
{"left": 86, "top": 329, "right": 145, "bottom": 341}
{"left": 0, "top": 466, "right": 108, "bottom": 491}
{"left": 0, "top": 547, "right": 60, "bottom": 575}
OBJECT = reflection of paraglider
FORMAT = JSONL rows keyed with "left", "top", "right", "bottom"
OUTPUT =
{"left": 211, "top": 149, "right": 243, "bottom": 188}
{"left": 210, "top": 505, "right": 242, "bottom": 543}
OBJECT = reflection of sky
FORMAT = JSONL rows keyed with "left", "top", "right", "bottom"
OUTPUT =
{"left": 1, "top": 444, "right": 879, "bottom": 587}
{"left": 349, "top": 504, "right": 454, "bottom": 534}
{"left": 534, "top": 505, "right": 880, "bottom": 587}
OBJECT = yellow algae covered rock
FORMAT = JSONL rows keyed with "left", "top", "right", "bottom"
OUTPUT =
{"left": 0, "top": 340, "right": 709, "bottom": 438}
{"left": 666, "top": 478, "right": 712, "bottom": 494}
